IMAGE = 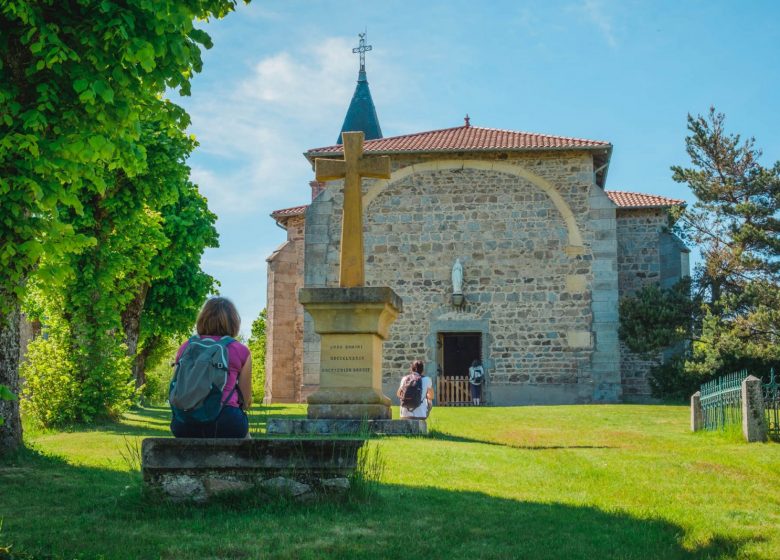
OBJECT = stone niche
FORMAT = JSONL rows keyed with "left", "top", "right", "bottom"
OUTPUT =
{"left": 142, "top": 437, "right": 364, "bottom": 502}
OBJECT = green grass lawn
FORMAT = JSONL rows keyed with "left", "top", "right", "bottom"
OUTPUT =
{"left": 1, "top": 404, "right": 779, "bottom": 559}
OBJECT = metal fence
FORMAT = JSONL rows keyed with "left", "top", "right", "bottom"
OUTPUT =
{"left": 764, "top": 368, "right": 780, "bottom": 440}
{"left": 699, "top": 370, "right": 748, "bottom": 431}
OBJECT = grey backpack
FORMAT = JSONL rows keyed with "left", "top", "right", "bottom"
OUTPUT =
{"left": 169, "top": 336, "right": 237, "bottom": 424}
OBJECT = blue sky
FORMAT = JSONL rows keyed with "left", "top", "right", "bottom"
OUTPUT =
{"left": 174, "top": 0, "right": 780, "bottom": 335}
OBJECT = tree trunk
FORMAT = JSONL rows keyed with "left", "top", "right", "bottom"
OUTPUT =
{"left": 133, "top": 337, "right": 157, "bottom": 390}
{"left": 0, "top": 304, "right": 23, "bottom": 456}
{"left": 122, "top": 284, "right": 149, "bottom": 389}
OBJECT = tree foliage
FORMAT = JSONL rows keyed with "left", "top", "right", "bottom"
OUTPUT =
{"left": 1, "top": 1, "right": 245, "bottom": 433}
{"left": 1, "top": 0, "right": 239, "bottom": 316}
{"left": 619, "top": 277, "right": 699, "bottom": 354}
{"left": 131, "top": 181, "right": 219, "bottom": 388}
{"left": 620, "top": 108, "right": 780, "bottom": 398}
{"left": 0, "top": 385, "right": 17, "bottom": 428}
{"left": 247, "top": 308, "right": 267, "bottom": 403}
{"left": 22, "top": 101, "right": 220, "bottom": 425}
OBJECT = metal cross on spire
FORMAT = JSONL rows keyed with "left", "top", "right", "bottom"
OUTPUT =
{"left": 352, "top": 32, "right": 372, "bottom": 71}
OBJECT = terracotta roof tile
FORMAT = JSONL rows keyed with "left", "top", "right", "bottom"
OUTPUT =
{"left": 307, "top": 125, "right": 610, "bottom": 156}
{"left": 270, "top": 204, "right": 307, "bottom": 219}
{"left": 606, "top": 191, "right": 685, "bottom": 208}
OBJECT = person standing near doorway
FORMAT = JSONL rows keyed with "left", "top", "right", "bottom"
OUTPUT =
{"left": 468, "top": 359, "right": 484, "bottom": 406}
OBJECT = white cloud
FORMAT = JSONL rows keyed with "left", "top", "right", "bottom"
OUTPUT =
{"left": 240, "top": 38, "right": 354, "bottom": 113}
{"left": 183, "top": 36, "right": 400, "bottom": 218}
{"left": 578, "top": 0, "right": 618, "bottom": 48}
{"left": 185, "top": 36, "right": 409, "bottom": 217}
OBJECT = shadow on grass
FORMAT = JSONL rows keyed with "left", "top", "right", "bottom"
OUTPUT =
{"left": 21, "top": 407, "right": 173, "bottom": 439}
{"left": 427, "top": 428, "right": 615, "bottom": 450}
{"left": 0, "top": 446, "right": 758, "bottom": 560}
{"left": 32, "top": 405, "right": 310, "bottom": 440}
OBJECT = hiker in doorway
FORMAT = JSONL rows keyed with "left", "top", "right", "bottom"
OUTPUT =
{"left": 468, "top": 359, "right": 485, "bottom": 406}
{"left": 397, "top": 360, "right": 434, "bottom": 419}
{"left": 169, "top": 297, "right": 252, "bottom": 438}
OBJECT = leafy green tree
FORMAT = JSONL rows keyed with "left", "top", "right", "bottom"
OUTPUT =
{"left": 130, "top": 184, "right": 219, "bottom": 388}
{"left": 247, "top": 308, "right": 267, "bottom": 403}
{"left": 118, "top": 111, "right": 219, "bottom": 389}
{"left": 671, "top": 108, "right": 780, "bottom": 376}
{"left": 1, "top": 0, "right": 244, "bottom": 447}
{"left": 23, "top": 103, "right": 218, "bottom": 425}
{"left": 620, "top": 108, "right": 780, "bottom": 398}
{"left": 672, "top": 108, "right": 779, "bottom": 299}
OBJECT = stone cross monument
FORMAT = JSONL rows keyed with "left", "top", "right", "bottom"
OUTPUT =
{"left": 315, "top": 132, "right": 390, "bottom": 287}
{"left": 299, "top": 131, "right": 402, "bottom": 420}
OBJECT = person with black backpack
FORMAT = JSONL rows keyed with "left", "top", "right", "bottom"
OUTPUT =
{"left": 397, "top": 360, "right": 434, "bottom": 419}
{"left": 169, "top": 297, "right": 253, "bottom": 438}
{"left": 469, "top": 359, "right": 485, "bottom": 406}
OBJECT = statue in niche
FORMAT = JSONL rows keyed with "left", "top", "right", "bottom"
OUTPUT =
{"left": 452, "top": 258, "right": 464, "bottom": 295}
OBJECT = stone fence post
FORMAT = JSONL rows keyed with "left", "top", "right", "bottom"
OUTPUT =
{"left": 690, "top": 391, "right": 703, "bottom": 432}
{"left": 741, "top": 375, "right": 767, "bottom": 443}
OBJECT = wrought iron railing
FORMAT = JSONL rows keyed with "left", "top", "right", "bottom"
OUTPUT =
{"left": 763, "top": 368, "right": 780, "bottom": 440}
{"left": 699, "top": 370, "right": 748, "bottom": 431}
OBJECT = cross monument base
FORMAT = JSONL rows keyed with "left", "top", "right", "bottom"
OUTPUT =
{"left": 300, "top": 287, "right": 402, "bottom": 421}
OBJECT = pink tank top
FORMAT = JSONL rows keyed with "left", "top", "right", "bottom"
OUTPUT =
{"left": 176, "top": 336, "right": 250, "bottom": 408}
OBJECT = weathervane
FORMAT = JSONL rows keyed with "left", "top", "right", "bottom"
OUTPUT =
{"left": 352, "top": 31, "right": 372, "bottom": 71}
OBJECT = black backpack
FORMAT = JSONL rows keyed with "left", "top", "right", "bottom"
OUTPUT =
{"left": 471, "top": 366, "right": 484, "bottom": 385}
{"left": 399, "top": 373, "right": 424, "bottom": 411}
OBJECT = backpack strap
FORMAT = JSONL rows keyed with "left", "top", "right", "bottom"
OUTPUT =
{"left": 215, "top": 337, "right": 247, "bottom": 409}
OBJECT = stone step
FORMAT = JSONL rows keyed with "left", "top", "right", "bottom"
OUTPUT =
{"left": 267, "top": 418, "right": 427, "bottom": 436}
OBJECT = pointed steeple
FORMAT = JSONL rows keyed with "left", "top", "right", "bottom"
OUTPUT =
{"left": 337, "top": 33, "right": 382, "bottom": 145}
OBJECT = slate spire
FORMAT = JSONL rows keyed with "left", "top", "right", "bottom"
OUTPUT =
{"left": 337, "top": 33, "right": 382, "bottom": 145}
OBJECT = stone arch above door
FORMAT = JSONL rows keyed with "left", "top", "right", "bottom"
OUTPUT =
{"left": 363, "top": 159, "right": 585, "bottom": 254}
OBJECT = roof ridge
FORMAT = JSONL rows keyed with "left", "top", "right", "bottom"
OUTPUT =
{"left": 460, "top": 125, "right": 610, "bottom": 145}
{"left": 304, "top": 125, "right": 612, "bottom": 157}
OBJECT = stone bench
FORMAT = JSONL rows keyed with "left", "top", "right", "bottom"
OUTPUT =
{"left": 142, "top": 437, "right": 364, "bottom": 502}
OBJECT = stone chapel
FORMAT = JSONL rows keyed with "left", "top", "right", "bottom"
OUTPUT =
{"left": 264, "top": 41, "right": 688, "bottom": 406}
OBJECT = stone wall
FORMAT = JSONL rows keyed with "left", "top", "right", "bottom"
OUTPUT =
{"left": 616, "top": 208, "right": 687, "bottom": 399}
{"left": 616, "top": 208, "right": 665, "bottom": 295}
{"left": 303, "top": 151, "right": 622, "bottom": 405}
{"left": 265, "top": 214, "right": 305, "bottom": 403}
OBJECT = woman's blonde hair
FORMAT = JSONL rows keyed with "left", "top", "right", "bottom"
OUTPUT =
{"left": 196, "top": 297, "right": 241, "bottom": 337}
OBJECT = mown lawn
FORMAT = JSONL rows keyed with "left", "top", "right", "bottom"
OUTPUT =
{"left": 1, "top": 404, "right": 779, "bottom": 559}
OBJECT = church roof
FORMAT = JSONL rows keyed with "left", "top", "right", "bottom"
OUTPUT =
{"left": 606, "top": 191, "right": 686, "bottom": 208}
{"left": 308, "top": 123, "right": 613, "bottom": 187}
{"left": 310, "top": 124, "right": 610, "bottom": 156}
{"left": 337, "top": 69, "right": 383, "bottom": 145}
{"left": 270, "top": 204, "right": 307, "bottom": 226}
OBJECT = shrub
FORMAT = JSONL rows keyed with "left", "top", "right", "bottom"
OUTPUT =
{"left": 21, "top": 332, "right": 81, "bottom": 427}
{"left": 140, "top": 354, "right": 175, "bottom": 406}
{"left": 648, "top": 353, "right": 708, "bottom": 401}
{"left": 247, "top": 309, "right": 266, "bottom": 404}
{"left": 21, "top": 319, "right": 134, "bottom": 427}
